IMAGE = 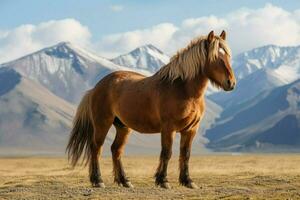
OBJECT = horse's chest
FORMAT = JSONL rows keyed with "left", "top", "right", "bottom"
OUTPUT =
{"left": 177, "top": 109, "right": 202, "bottom": 131}
{"left": 177, "top": 100, "right": 203, "bottom": 117}
{"left": 170, "top": 100, "right": 204, "bottom": 131}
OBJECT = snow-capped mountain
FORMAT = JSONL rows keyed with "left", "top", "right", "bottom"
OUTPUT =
{"left": 0, "top": 67, "right": 75, "bottom": 154}
{"left": 111, "top": 44, "right": 170, "bottom": 73}
{"left": 0, "top": 42, "right": 150, "bottom": 103}
{"left": 233, "top": 45, "right": 300, "bottom": 82}
{"left": 206, "top": 79, "right": 300, "bottom": 152}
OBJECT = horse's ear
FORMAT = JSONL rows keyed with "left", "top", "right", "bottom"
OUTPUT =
{"left": 220, "top": 30, "right": 226, "bottom": 40}
{"left": 207, "top": 31, "right": 214, "bottom": 43}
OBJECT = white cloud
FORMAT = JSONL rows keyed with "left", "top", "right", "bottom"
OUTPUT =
{"left": 110, "top": 5, "right": 124, "bottom": 12}
{"left": 225, "top": 4, "right": 300, "bottom": 54}
{"left": 0, "top": 18, "right": 91, "bottom": 63}
{"left": 1, "top": 4, "right": 300, "bottom": 62}
{"left": 97, "top": 4, "right": 300, "bottom": 58}
{"left": 97, "top": 23, "right": 178, "bottom": 57}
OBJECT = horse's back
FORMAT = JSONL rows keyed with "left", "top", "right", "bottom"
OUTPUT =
{"left": 95, "top": 70, "right": 145, "bottom": 86}
{"left": 92, "top": 70, "right": 145, "bottom": 94}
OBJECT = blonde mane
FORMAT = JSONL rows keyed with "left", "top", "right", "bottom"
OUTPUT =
{"left": 157, "top": 35, "right": 231, "bottom": 81}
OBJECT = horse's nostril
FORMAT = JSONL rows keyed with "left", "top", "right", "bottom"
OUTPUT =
{"left": 227, "top": 80, "right": 231, "bottom": 86}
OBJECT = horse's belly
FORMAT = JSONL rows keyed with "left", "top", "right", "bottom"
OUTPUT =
{"left": 127, "top": 121, "right": 161, "bottom": 134}
{"left": 116, "top": 100, "right": 161, "bottom": 133}
{"left": 118, "top": 112, "right": 161, "bottom": 133}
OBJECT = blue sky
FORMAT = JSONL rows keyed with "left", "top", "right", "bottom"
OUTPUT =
{"left": 1, "top": 1, "right": 300, "bottom": 62}
{"left": 1, "top": 0, "right": 299, "bottom": 40}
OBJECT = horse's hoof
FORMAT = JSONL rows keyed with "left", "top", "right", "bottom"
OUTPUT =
{"left": 99, "top": 182, "right": 106, "bottom": 188}
{"left": 123, "top": 181, "right": 134, "bottom": 188}
{"left": 160, "top": 182, "right": 171, "bottom": 189}
{"left": 186, "top": 182, "right": 199, "bottom": 189}
{"left": 93, "top": 182, "right": 105, "bottom": 188}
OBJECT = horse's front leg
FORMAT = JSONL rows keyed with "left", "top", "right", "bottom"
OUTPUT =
{"left": 155, "top": 130, "right": 175, "bottom": 189}
{"left": 179, "top": 127, "right": 199, "bottom": 189}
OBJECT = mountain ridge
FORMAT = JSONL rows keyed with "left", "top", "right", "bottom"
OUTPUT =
{"left": 111, "top": 44, "right": 170, "bottom": 73}
{"left": 206, "top": 79, "right": 300, "bottom": 151}
{"left": 0, "top": 42, "right": 151, "bottom": 103}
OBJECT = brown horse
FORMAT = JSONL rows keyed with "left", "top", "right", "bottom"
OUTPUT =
{"left": 66, "top": 30, "right": 236, "bottom": 189}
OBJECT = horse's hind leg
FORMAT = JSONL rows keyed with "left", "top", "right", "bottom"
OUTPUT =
{"left": 89, "top": 119, "right": 113, "bottom": 188}
{"left": 111, "top": 124, "right": 133, "bottom": 188}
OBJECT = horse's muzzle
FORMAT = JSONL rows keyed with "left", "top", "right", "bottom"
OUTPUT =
{"left": 224, "top": 79, "right": 236, "bottom": 91}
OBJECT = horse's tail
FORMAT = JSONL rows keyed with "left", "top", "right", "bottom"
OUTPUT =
{"left": 66, "top": 90, "right": 94, "bottom": 167}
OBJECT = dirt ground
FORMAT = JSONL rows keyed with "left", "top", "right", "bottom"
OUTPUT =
{"left": 1, "top": 154, "right": 300, "bottom": 199}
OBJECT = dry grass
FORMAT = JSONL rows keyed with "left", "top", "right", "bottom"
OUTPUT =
{"left": 1, "top": 154, "right": 300, "bottom": 199}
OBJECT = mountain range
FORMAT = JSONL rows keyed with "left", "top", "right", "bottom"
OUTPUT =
{"left": 233, "top": 45, "right": 300, "bottom": 82}
{"left": 0, "top": 42, "right": 299, "bottom": 154}
{"left": 0, "top": 42, "right": 151, "bottom": 103}
{"left": 206, "top": 79, "right": 300, "bottom": 152}
{"left": 206, "top": 45, "right": 300, "bottom": 151}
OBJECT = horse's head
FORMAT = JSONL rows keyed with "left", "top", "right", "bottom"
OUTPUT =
{"left": 204, "top": 30, "right": 236, "bottom": 91}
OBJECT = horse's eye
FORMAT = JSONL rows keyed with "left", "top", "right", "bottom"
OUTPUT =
{"left": 219, "top": 48, "right": 225, "bottom": 55}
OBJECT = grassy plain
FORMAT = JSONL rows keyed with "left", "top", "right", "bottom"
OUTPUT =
{"left": 1, "top": 154, "right": 300, "bottom": 199}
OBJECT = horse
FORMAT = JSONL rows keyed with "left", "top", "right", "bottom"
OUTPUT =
{"left": 66, "top": 30, "right": 236, "bottom": 189}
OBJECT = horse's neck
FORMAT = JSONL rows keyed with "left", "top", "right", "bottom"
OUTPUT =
{"left": 151, "top": 71, "right": 209, "bottom": 99}
{"left": 184, "top": 73, "right": 209, "bottom": 99}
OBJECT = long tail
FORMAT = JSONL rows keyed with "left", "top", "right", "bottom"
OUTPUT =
{"left": 66, "top": 90, "right": 94, "bottom": 167}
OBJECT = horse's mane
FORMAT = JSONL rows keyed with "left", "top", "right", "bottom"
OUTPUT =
{"left": 157, "top": 35, "right": 231, "bottom": 81}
